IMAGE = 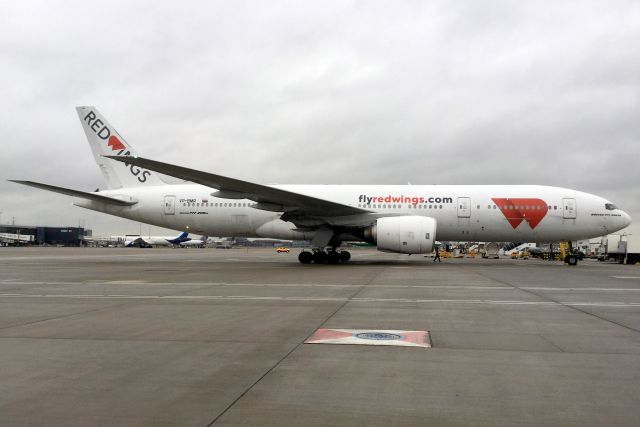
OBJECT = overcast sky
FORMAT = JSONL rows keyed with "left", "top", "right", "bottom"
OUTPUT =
{"left": 1, "top": 0, "right": 638, "bottom": 237}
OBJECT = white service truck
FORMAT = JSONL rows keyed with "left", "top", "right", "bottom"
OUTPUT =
{"left": 599, "top": 234, "right": 640, "bottom": 264}
{"left": 619, "top": 235, "right": 640, "bottom": 264}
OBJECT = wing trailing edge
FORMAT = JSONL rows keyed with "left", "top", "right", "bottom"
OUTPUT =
{"left": 104, "top": 156, "right": 369, "bottom": 217}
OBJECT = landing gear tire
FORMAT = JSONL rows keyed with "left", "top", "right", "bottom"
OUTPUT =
{"left": 301, "top": 249, "right": 351, "bottom": 264}
{"left": 565, "top": 255, "right": 578, "bottom": 266}
{"left": 327, "top": 250, "right": 340, "bottom": 264}
{"left": 339, "top": 251, "right": 351, "bottom": 262}
{"left": 298, "top": 251, "right": 313, "bottom": 264}
{"left": 312, "top": 251, "right": 327, "bottom": 264}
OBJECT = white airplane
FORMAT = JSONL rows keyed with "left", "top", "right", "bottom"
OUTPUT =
{"left": 179, "top": 236, "right": 209, "bottom": 247}
{"left": 10, "top": 107, "right": 631, "bottom": 265}
{"left": 123, "top": 231, "right": 192, "bottom": 247}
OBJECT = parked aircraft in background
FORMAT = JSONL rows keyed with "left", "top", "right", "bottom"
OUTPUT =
{"left": 124, "top": 232, "right": 191, "bottom": 248}
{"left": 10, "top": 107, "right": 632, "bottom": 265}
{"left": 179, "top": 236, "right": 209, "bottom": 247}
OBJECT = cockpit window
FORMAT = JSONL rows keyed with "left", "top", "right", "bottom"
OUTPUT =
{"left": 605, "top": 203, "right": 617, "bottom": 210}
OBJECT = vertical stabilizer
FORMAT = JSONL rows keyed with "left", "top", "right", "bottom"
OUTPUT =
{"left": 76, "top": 106, "right": 165, "bottom": 189}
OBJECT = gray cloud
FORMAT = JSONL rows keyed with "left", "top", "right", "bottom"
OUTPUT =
{"left": 1, "top": 0, "right": 638, "bottom": 236}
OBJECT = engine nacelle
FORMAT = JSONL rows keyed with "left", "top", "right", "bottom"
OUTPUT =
{"left": 363, "top": 216, "right": 437, "bottom": 254}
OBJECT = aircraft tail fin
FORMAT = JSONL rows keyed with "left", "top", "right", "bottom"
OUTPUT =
{"left": 76, "top": 106, "right": 165, "bottom": 189}
{"left": 168, "top": 232, "right": 189, "bottom": 245}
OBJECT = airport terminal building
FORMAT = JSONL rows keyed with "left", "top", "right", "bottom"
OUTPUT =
{"left": 0, "top": 225, "right": 88, "bottom": 246}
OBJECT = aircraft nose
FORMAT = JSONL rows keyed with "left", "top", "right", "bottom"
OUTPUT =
{"left": 622, "top": 211, "right": 632, "bottom": 227}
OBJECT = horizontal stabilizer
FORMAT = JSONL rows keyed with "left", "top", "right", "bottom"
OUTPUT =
{"left": 9, "top": 180, "right": 137, "bottom": 206}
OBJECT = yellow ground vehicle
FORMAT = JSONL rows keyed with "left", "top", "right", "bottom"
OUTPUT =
{"left": 276, "top": 247, "right": 290, "bottom": 253}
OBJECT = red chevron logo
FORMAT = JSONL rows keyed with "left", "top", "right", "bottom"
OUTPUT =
{"left": 492, "top": 198, "right": 548, "bottom": 229}
{"left": 107, "top": 135, "right": 126, "bottom": 151}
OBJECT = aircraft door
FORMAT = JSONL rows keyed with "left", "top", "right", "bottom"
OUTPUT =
{"left": 457, "top": 197, "right": 471, "bottom": 218}
{"left": 164, "top": 195, "right": 176, "bottom": 215}
{"left": 562, "top": 198, "right": 577, "bottom": 219}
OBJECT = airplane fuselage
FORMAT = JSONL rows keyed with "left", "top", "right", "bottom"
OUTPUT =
{"left": 75, "top": 184, "right": 630, "bottom": 243}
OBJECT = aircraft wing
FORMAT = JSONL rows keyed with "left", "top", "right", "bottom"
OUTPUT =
{"left": 9, "top": 180, "right": 137, "bottom": 206}
{"left": 104, "top": 156, "right": 369, "bottom": 217}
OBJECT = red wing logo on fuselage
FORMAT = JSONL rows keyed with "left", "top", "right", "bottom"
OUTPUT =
{"left": 492, "top": 198, "right": 548, "bottom": 229}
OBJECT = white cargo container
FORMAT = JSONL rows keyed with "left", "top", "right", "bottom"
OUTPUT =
{"left": 620, "top": 235, "right": 640, "bottom": 264}
{"left": 600, "top": 234, "right": 640, "bottom": 264}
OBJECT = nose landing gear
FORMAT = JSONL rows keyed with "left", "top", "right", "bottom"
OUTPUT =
{"left": 564, "top": 254, "right": 579, "bottom": 266}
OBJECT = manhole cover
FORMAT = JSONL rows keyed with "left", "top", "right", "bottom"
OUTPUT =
{"left": 305, "top": 329, "right": 431, "bottom": 347}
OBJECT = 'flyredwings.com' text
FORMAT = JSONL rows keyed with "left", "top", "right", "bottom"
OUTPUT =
{"left": 358, "top": 195, "right": 453, "bottom": 205}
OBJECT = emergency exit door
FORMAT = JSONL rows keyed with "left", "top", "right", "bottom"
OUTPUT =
{"left": 457, "top": 197, "right": 471, "bottom": 218}
{"left": 562, "top": 198, "right": 577, "bottom": 219}
{"left": 164, "top": 195, "right": 176, "bottom": 215}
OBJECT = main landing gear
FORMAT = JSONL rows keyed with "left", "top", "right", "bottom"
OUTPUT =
{"left": 564, "top": 241, "right": 579, "bottom": 266}
{"left": 298, "top": 249, "right": 351, "bottom": 264}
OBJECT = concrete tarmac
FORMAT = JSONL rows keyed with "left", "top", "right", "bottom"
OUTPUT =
{"left": 1, "top": 247, "right": 639, "bottom": 426}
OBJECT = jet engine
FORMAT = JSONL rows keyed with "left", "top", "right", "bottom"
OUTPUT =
{"left": 363, "top": 216, "right": 436, "bottom": 254}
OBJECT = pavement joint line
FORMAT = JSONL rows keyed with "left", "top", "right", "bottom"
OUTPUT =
{"left": 0, "top": 336, "right": 301, "bottom": 345}
{"left": 1, "top": 293, "right": 640, "bottom": 307}
{"left": 521, "top": 287, "right": 640, "bottom": 291}
{"left": 535, "top": 333, "right": 566, "bottom": 353}
{"left": 468, "top": 267, "right": 640, "bottom": 335}
{"left": 0, "top": 296, "right": 146, "bottom": 333}
{"left": 12, "top": 281, "right": 635, "bottom": 290}
{"left": 6, "top": 336, "right": 638, "bottom": 355}
{"left": 0, "top": 285, "right": 215, "bottom": 333}
{"left": 204, "top": 269, "right": 381, "bottom": 426}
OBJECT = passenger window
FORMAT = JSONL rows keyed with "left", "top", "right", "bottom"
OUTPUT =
{"left": 553, "top": 206, "right": 557, "bottom": 210}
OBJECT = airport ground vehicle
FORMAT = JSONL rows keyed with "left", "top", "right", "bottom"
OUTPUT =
{"left": 622, "top": 236, "right": 640, "bottom": 264}
{"left": 600, "top": 235, "right": 640, "bottom": 264}
{"left": 11, "top": 107, "right": 632, "bottom": 265}
{"left": 276, "top": 247, "right": 290, "bottom": 253}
